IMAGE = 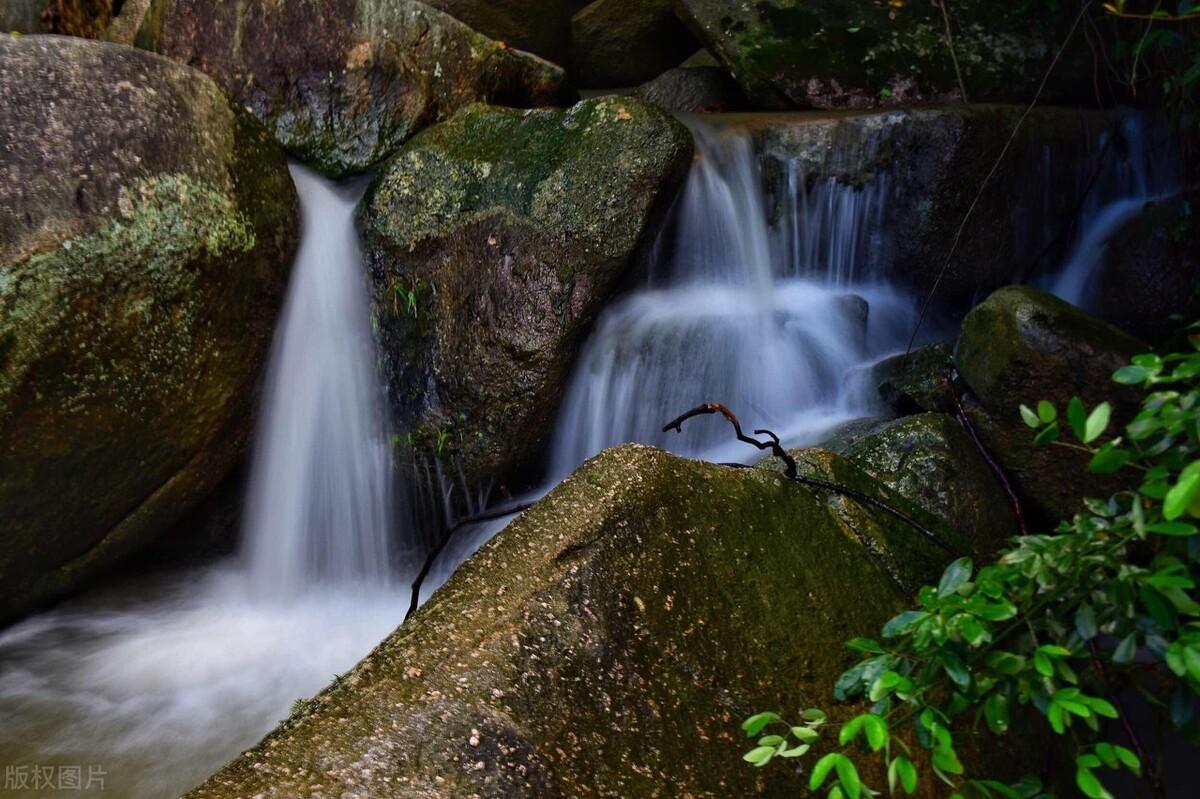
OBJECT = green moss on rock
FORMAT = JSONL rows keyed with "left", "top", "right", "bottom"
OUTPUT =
{"left": 0, "top": 35, "right": 297, "bottom": 623}
{"left": 955, "top": 286, "right": 1144, "bottom": 522}
{"left": 676, "top": 0, "right": 1089, "bottom": 110}
{"left": 359, "top": 97, "right": 693, "bottom": 490}
{"left": 185, "top": 443, "right": 1026, "bottom": 798}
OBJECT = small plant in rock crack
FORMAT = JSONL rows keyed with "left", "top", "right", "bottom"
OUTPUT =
{"left": 740, "top": 325, "right": 1200, "bottom": 798}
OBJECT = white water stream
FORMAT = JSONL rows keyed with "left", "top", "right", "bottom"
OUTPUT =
{"left": 0, "top": 166, "right": 407, "bottom": 799}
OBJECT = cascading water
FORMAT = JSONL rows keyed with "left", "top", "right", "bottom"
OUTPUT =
{"left": 1042, "top": 112, "right": 1179, "bottom": 307}
{"left": 242, "top": 165, "right": 395, "bottom": 594}
{"left": 549, "top": 118, "right": 915, "bottom": 476}
{"left": 0, "top": 166, "right": 407, "bottom": 799}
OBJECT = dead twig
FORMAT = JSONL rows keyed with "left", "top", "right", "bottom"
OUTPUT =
{"left": 405, "top": 500, "right": 535, "bottom": 621}
{"left": 663, "top": 403, "right": 963, "bottom": 556}
{"left": 945, "top": 371, "right": 1030, "bottom": 535}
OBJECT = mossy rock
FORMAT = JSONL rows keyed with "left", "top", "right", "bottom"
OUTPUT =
{"left": 134, "top": 0, "right": 570, "bottom": 177}
{"left": 184, "top": 444, "right": 1031, "bottom": 797}
{"left": 571, "top": 0, "right": 698, "bottom": 89}
{"left": 955, "top": 286, "right": 1144, "bottom": 522}
{"left": 675, "top": 0, "right": 1090, "bottom": 110}
{"left": 358, "top": 97, "right": 693, "bottom": 491}
{"left": 0, "top": 35, "right": 297, "bottom": 623}
{"left": 871, "top": 343, "right": 955, "bottom": 415}
{"left": 836, "top": 413, "right": 1021, "bottom": 558}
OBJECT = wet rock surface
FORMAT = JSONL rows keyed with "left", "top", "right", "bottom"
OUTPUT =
{"left": 359, "top": 97, "right": 693, "bottom": 489}
{"left": 955, "top": 285, "right": 1144, "bottom": 521}
{"left": 0, "top": 35, "right": 297, "bottom": 622}
{"left": 570, "top": 0, "right": 697, "bottom": 89}
{"left": 634, "top": 65, "right": 750, "bottom": 113}
{"left": 135, "top": 0, "right": 570, "bottom": 177}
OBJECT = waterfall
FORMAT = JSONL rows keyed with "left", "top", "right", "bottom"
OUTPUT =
{"left": 548, "top": 118, "right": 915, "bottom": 477}
{"left": 1044, "top": 112, "right": 1179, "bottom": 308}
{"left": 0, "top": 165, "right": 410, "bottom": 799}
{"left": 241, "top": 165, "right": 396, "bottom": 593}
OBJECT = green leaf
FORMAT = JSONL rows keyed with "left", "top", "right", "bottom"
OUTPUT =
{"left": 1037, "top": 399, "right": 1057, "bottom": 423}
{"left": 801, "top": 708, "right": 827, "bottom": 724}
{"left": 1047, "top": 702, "right": 1066, "bottom": 734}
{"left": 743, "top": 745, "right": 776, "bottom": 766}
{"left": 757, "top": 735, "right": 784, "bottom": 747}
{"left": 838, "top": 716, "right": 865, "bottom": 746}
{"left": 984, "top": 692, "right": 1010, "bottom": 734}
{"left": 1067, "top": 397, "right": 1087, "bottom": 440}
{"left": 780, "top": 743, "right": 810, "bottom": 758}
{"left": 1089, "top": 446, "right": 1130, "bottom": 474}
{"left": 810, "top": 753, "right": 839, "bottom": 791}
{"left": 863, "top": 715, "right": 888, "bottom": 751}
{"left": 1113, "top": 364, "right": 1152, "bottom": 384}
{"left": 883, "top": 610, "right": 928, "bottom": 638}
{"left": 742, "top": 712, "right": 781, "bottom": 736}
{"left": 1020, "top": 404, "right": 1041, "bottom": 428}
{"left": 1146, "top": 521, "right": 1198, "bottom": 536}
{"left": 1164, "top": 462, "right": 1200, "bottom": 520}
{"left": 1113, "top": 745, "right": 1141, "bottom": 774}
{"left": 1033, "top": 422, "right": 1060, "bottom": 445}
{"left": 938, "top": 557, "right": 973, "bottom": 596}
{"left": 846, "top": 637, "right": 884, "bottom": 654}
{"left": 943, "top": 653, "right": 971, "bottom": 688}
{"left": 1083, "top": 402, "right": 1111, "bottom": 443}
{"left": 894, "top": 756, "right": 917, "bottom": 794}
{"left": 1113, "top": 633, "right": 1138, "bottom": 664}
{"left": 790, "top": 726, "right": 818, "bottom": 743}
{"left": 932, "top": 745, "right": 964, "bottom": 775}
{"left": 1075, "top": 766, "right": 1111, "bottom": 799}
{"left": 1085, "top": 697, "right": 1119, "bottom": 719}
{"left": 836, "top": 755, "right": 863, "bottom": 799}
{"left": 1075, "top": 604, "right": 1098, "bottom": 640}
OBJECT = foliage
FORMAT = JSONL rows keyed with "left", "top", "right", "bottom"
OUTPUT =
{"left": 1100, "top": 1, "right": 1200, "bottom": 125}
{"left": 742, "top": 327, "right": 1200, "bottom": 797}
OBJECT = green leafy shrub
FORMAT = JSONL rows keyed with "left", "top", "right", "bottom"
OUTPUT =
{"left": 743, "top": 326, "right": 1200, "bottom": 798}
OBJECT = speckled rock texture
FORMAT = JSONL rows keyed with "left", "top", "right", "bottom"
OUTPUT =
{"left": 359, "top": 97, "right": 693, "bottom": 490}
{"left": 134, "top": 0, "right": 571, "bottom": 177}
{"left": 750, "top": 105, "right": 1117, "bottom": 306}
{"left": 570, "top": 0, "right": 698, "bottom": 88}
{"left": 837, "top": 413, "right": 1020, "bottom": 558}
{"left": 0, "top": 35, "right": 298, "bottom": 623}
{"left": 634, "top": 65, "right": 749, "bottom": 113}
{"left": 184, "top": 443, "right": 1030, "bottom": 798}
{"left": 1097, "top": 195, "right": 1199, "bottom": 344}
{"left": 870, "top": 343, "right": 955, "bottom": 416}
{"left": 422, "top": 0, "right": 570, "bottom": 63}
{"left": 956, "top": 286, "right": 1144, "bottom": 523}
{"left": 674, "top": 0, "right": 1089, "bottom": 110}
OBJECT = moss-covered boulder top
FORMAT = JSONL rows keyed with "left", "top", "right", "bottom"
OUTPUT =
{"left": 956, "top": 285, "right": 1144, "bottom": 522}
{"left": 675, "top": 0, "right": 1085, "bottom": 110}
{"left": 134, "top": 0, "right": 570, "bottom": 177}
{"left": 0, "top": 34, "right": 297, "bottom": 623}
{"left": 359, "top": 97, "right": 692, "bottom": 488}
{"left": 186, "top": 443, "right": 1013, "bottom": 798}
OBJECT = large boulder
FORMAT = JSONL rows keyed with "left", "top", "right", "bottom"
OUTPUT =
{"left": 571, "top": 0, "right": 697, "bottom": 88}
{"left": 753, "top": 106, "right": 1117, "bottom": 306}
{"left": 1096, "top": 196, "right": 1199, "bottom": 343}
{"left": 423, "top": 0, "right": 570, "bottom": 63}
{"left": 634, "top": 65, "right": 749, "bottom": 113}
{"left": 955, "top": 286, "right": 1144, "bottom": 522}
{"left": 836, "top": 413, "right": 1021, "bottom": 556}
{"left": 134, "top": 0, "right": 570, "bottom": 177}
{"left": 184, "top": 443, "right": 1027, "bottom": 798}
{"left": 0, "top": 35, "right": 297, "bottom": 622}
{"left": 674, "top": 0, "right": 1087, "bottom": 110}
{"left": 359, "top": 97, "right": 693, "bottom": 490}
